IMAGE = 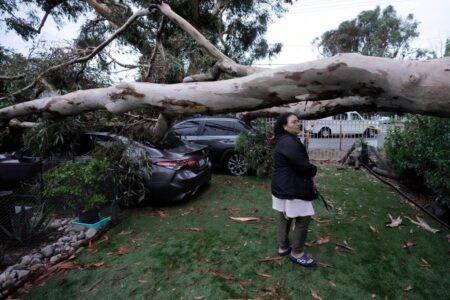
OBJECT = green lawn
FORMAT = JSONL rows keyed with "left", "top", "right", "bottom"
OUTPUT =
{"left": 24, "top": 167, "right": 449, "bottom": 299}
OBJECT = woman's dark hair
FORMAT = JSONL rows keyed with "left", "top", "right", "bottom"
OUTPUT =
{"left": 274, "top": 112, "right": 297, "bottom": 137}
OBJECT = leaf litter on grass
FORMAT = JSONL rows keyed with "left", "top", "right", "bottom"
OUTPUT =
{"left": 229, "top": 216, "right": 260, "bottom": 223}
{"left": 386, "top": 214, "right": 402, "bottom": 228}
{"left": 406, "top": 216, "right": 439, "bottom": 234}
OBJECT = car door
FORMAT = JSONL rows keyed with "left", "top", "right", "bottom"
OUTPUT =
{"left": 195, "top": 120, "right": 237, "bottom": 165}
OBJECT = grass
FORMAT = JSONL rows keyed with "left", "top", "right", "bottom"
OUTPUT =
{"left": 24, "top": 166, "right": 449, "bottom": 299}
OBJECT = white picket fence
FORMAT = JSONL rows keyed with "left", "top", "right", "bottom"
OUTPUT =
{"left": 265, "top": 117, "right": 404, "bottom": 161}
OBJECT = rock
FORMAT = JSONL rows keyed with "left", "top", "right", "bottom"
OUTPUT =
{"left": 40, "top": 245, "right": 54, "bottom": 258}
{"left": 85, "top": 228, "right": 97, "bottom": 239}
{"left": 20, "top": 255, "right": 33, "bottom": 266}
{"left": 16, "top": 270, "right": 30, "bottom": 280}
{"left": 0, "top": 272, "right": 7, "bottom": 283}
{"left": 72, "top": 240, "right": 85, "bottom": 248}
{"left": 53, "top": 241, "right": 64, "bottom": 247}
{"left": 34, "top": 253, "right": 43, "bottom": 259}
{"left": 15, "top": 263, "right": 27, "bottom": 270}
{"left": 49, "top": 219, "right": 61, "bottom": 229}
{"left": 71, "top": 236, "right": 77, "bottom": 242}
{"left": 49, "top": 254, "right": 62, "bottom": 264}
{"left": 31, "top": 257, "right": 41, "bottom": 265}
{"left": 59, "top": 236, "right": 71, "bottom": 243}
{"left": 4, "top": 266, "right": 14, "bottom": 274}
{"left": 5, "top": 264, "right": 22, "bottom": 274}
{"left": 77, "top": 232, "right": 86, "bottom": 240}
{"left": 10, "top": 270, "right": 17, "bottom": 279}
{"left": 29, "top": 264, "right": 44, "bottom": 272}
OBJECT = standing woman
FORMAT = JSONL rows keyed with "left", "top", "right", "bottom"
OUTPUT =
{"left": 271, "top": 113, "right": 318, "bottom": 267}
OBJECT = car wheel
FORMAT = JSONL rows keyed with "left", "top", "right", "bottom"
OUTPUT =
{"left": 225, "top": 153, "right": 247, "bottom": 176}
{"left": 364, "top": 128, "right": 377, "bottom": 138}
{"left": 319, "top": 127, "right": 332, "bottom": 138}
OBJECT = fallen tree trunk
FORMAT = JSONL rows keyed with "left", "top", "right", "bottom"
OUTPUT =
{"left": 1, "top": 54, "right": 449, "bottom": 123}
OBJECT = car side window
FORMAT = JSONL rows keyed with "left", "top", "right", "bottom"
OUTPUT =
{"left": 203, "top": 120, "right": 237, "bottom": 136}
{"left": 173, "top": 121, "right": 201, "bottom": 136}
{"left": 234, "top": 121, "right": 251, "bottom": 132}
{"left": 333, "top": 113, "right": 348, "bottom": 120}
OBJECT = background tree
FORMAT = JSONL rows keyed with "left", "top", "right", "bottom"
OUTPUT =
{"left": 313, "top": 5, "right": 433, "bottom": 59}
{"left": 445, "top": 38, "right": 450, "bottom": 57}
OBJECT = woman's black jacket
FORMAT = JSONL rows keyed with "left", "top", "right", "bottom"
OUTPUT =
{"left": 271, "top": 133, "right": 318, "bottom": 200}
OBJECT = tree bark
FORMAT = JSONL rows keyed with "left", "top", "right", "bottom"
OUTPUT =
{"left": 1, "top": 54, "right": 449, "bottom": 123}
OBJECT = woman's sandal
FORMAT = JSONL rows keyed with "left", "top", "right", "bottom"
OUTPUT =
{"left": 288, "top": 253, "right": 317, "bottom": 267}
{"left": 278, "top": 246, "right": 292, "bottom": 256}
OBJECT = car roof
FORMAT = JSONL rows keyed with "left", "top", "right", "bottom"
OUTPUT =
{"left": 177, "top": 116, "right": 241, "bottom": 123}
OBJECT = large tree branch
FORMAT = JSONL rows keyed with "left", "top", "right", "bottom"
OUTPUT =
{"left": 107, "top": 53, "right": 147, "bottom": 69}
{"left": 211, "top": 0, "right": 229, "bottom": 17}
{"left": 237, "top": 96, "right": 373, "bottom": 121}
{"left": 145, "top": 16, "right": 166, "bottom": 81}
{"left": 1, "top": 54, "right": 449, "bottom": 125}
{"left": 0, "top": 74, "right": 26, "bottom": 81}
{"left": 155, "top": 3, "right": 264, "bottom": 82}
{"left": 34, "top": 9, "right": 52, "bottom": 33}
{"left": 85, "top": 0, "right": 120, "bottom": 28}
{"left": 84, "top": 0, "right": 156, "bottom": 55}
{"left": 4, "top": 4, "right": 55, "bottom": 36}
{"left": 40, "top": 78, "right": 60, "bottom": 96}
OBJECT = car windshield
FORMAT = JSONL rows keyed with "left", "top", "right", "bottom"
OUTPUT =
{"left": 159, "top": 130, "right": 185, "bottom": 149}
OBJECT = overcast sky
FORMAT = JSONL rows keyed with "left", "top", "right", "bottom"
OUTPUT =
{"left": 258, "top": 0, "right": 450, "bottom": 66}
{"left": 2, "top": 0, "right": 449, "bottom": 80}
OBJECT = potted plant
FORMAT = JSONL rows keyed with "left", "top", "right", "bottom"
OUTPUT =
{"left": 77, "top": 194, "right": 107, "bottom": 224}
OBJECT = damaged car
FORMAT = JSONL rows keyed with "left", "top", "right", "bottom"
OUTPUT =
{"left": 0, "top": 131, "right": 211, "bottom": 204}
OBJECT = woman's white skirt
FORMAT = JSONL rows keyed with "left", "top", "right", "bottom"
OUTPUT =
{"left": 272, "top": 194, "right": 315, "bottom": 218}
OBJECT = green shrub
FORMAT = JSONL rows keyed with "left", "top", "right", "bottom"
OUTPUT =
{"left": 236, "top": 120, "right": 274, "bottom": 178}
{"left": 43, "top": 158, "right": 110, "bottom": 210}
{"left": 92, "top": 144, "right": 152, "bottom": 207}
{"left": 23, "top": 117, "right": 86, "bottom": 157}
{"left": 385, "top": 115, "right": 450, "bottom": 196}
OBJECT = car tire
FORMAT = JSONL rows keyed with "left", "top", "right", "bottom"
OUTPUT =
{"left": 363, "top": 128, "right": 377, "bottom": 138}
{"left": 319, "top": 127, "right": 332, "bottom": 138}
{"left": 225, "top": 152, "right": 247, "bottom": 176}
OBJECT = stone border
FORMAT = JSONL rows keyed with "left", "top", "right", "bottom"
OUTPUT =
{"left": 0, "top": 218, "right": 100, "bottom": 298}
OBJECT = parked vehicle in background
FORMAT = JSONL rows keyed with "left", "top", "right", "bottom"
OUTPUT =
{"left": 168, "top": 117, "right": 252, "bottom": 175}
{"left": 0, "top": 132, "right": 211, "bottom": 203}
{"left": 303, "top": 111, "right": 379, "bottom": 138}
